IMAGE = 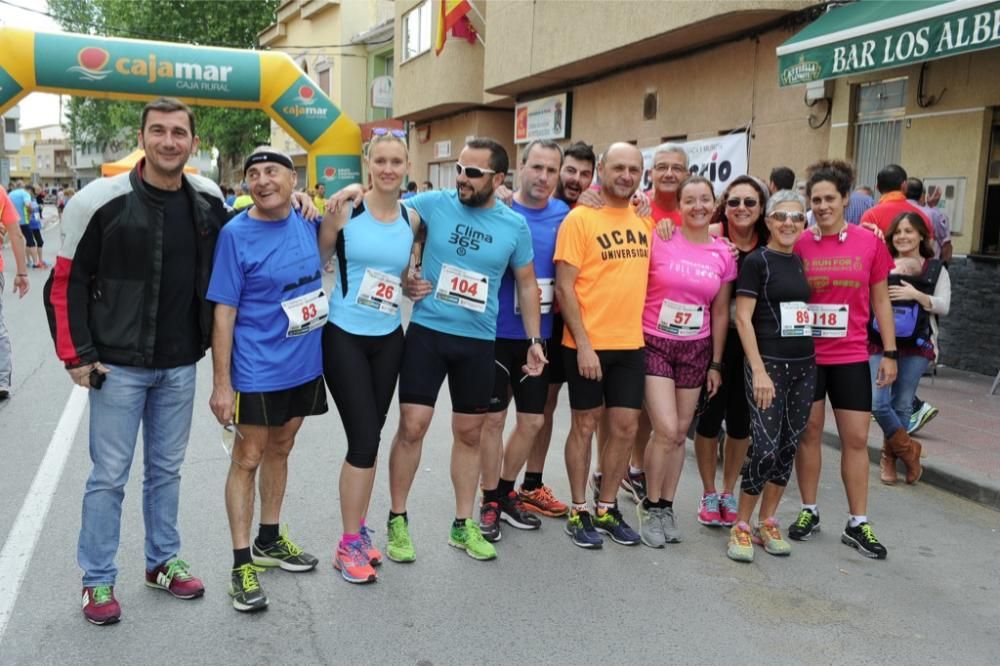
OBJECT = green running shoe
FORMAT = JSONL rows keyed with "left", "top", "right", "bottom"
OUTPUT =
{"left": 448, "top": 519, "right": 497, "bottom": 561}
{"left": 386, "top": 515, "right": 416, "bottom": 563}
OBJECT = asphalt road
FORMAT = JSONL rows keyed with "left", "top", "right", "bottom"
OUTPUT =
{"left": 1, "top": 226, "right": 998, "bottom": 665}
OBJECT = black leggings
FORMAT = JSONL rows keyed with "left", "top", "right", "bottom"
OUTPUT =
{"left": 741, "top": 358, "right": 816, "bottom": 496}
{"left": 695, "top": 331, "right": 751, "bottom": 439}
{"left": 322, "top": 322, "right": 405, "bottom": 468}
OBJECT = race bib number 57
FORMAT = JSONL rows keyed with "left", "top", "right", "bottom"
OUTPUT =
{"left": 435, "top": 263, "right": 488, "bottom": 313}
{"left": 657, "top": 299, "right": 704, "bottom": 337}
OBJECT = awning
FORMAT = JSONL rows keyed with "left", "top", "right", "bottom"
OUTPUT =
{"left": 777, "top": 0, "right": 1000, "bottom": 86}
{"left": 101, "top": 149, "right": 198, "bottom": 177}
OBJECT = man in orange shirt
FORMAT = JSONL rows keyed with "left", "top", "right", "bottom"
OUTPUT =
{"left": 554, "top": 142, "right": 650, "bottom": 549}
{"left": 0, "top": 184, "right": 30, "bottom": 399}
{"left": 860, "top": 164, "right": 933, "bottom": 237}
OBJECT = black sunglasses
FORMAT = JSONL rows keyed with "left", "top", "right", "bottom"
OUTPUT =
{"left": 769, "top": 211, "right": 807, "bottom": 223}
{"left": 456, "top": 163, "right": 497, "bottom": 179}
{"left": 726, "top": 197, "right": 759, "bottom": 208}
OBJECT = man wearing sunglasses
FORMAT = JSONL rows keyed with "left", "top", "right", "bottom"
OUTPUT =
{"left": 385, "top": 137, "right": 547, "bottom": 563}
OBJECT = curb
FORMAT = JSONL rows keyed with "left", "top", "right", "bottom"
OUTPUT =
{"left": 820, "top": 428, "right": 1000, "bottom": 512}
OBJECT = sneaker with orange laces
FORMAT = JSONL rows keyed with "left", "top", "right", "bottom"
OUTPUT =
{"left": 726, "top": 522, "right": 754, "bottom": 562}
{"left": 334, "top": 538, "right": 377, "bottom": 584}
{"left": 517, "top": 484, "right": 569, "bottom": 517}
{"left": 753, "top": 517, "right": 791, "bottom": 556}
{"left": 359, "top": 524, "right": 383, "bottom": 566}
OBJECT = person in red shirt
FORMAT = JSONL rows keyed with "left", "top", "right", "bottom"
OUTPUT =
{"left": 0, "top": 185, "right": 30, "bottom": 400}
{"left": 646, "top": 144, "right": 687, "bottom": 227}
{"left": 859, "top": 164, "right": 933, "bottom": 238}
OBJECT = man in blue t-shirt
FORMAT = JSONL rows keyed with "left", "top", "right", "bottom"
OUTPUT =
{"left": 391, "top": 138, "right": 547, "bottom": 563}
{"left": 207, "top": 148, "right": 333, "bottom": 613}
{"left": 478, "top": 140, "right": 570, "bottom": 542}
{"left": 7, "top": 182, "right": 40, "bottom": 268}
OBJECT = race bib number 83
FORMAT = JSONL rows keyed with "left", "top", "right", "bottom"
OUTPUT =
{"left": 282, "top": 288, "right": 328, "bottom": 337}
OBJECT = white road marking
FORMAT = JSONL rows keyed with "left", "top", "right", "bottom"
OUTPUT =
{"left": 0, "top": 386, "right": 88, "bottom": 643}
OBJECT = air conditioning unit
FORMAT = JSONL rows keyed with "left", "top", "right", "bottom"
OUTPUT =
{"left": 806, "top": 79, "right": 832, "bottom": 102}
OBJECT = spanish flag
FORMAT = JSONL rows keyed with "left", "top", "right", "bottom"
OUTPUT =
{"left": 434, "top": 0, "right": 472, "bottom": 55}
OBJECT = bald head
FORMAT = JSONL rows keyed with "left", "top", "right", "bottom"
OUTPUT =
{"left": 598, "top": 142, "right": 644, "bottom": 206}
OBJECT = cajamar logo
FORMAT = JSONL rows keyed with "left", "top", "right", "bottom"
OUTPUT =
{"left": 781, "top": 55, "right": 822, "bottom": 86}
{"left": 69, "top": 47, "right": 112, "bottom": 81}
{"left": 295, "top": 85, "right": 316, "bottom": 106}
{"left": 323, "top": 166, "right": 337, "bottom": 180}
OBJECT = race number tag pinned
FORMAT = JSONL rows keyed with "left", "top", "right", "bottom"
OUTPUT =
{"left": 779, "top": 301, "right": 812, "bottom": 337}
{"left": 435, "top": 263, "right": 488, "bottom": 313}
{"left": 515, "top": 277, "right": 555, "bottom": 315}
{"left": 807, "top": 303, "right": 848, "bottom": 338}
{"left": 357, "top": 268, "right": 402, "bottom": 315}
{"left": 657, "top": 299, "right": 704, "bottom": 337}
{"left": 282, "top": 288, "right": 328, "bottom": 337}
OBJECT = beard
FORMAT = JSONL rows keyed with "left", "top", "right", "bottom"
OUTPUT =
{"left": 458, "top": 180, "right": 494, "bottom": 208}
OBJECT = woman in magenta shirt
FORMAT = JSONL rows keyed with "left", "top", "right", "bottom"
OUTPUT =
{"left": 637, "top": 176, "right": 737, "bottom": 548}
{"left": 789, "top": 160, "right": 897, "bottom": 560}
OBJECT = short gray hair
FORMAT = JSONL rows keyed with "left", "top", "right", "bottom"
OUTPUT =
{"left": 521, "top": 139, "right": 563, "bottom": 165}
{"left": 653, "top": 143, "right": 688, "bottom": 166}
{"left": 766, "top": 189, "right": 806, "bottom": 216}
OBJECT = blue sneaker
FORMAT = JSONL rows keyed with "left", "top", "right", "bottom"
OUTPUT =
{"left": 593, "top": 506, "right": 641, "bottom": 545}
{"left": 565, "top": 510, "right": 603, "bottom": 549}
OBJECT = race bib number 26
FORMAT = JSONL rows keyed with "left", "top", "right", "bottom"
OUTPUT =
{"left": 357, "top": 268, "right": 402, "bottom": 315}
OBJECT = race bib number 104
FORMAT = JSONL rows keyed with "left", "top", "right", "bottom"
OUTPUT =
{"left": 435, "top": 263, "right": 488, "bottom": 313}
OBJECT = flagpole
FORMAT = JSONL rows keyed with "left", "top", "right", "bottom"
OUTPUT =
{"left": 466, "top": 0, "right": 486, "bottom": 46}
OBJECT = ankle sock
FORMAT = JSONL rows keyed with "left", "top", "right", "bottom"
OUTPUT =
{"left": 522, "top": 472, "right": 543, "bottom": 491}
{"left": 849, "top": 514, "right": 868, "bottom": 528}
{"left": 340, "top": 532, "right": 361, "bottom": 547}
{"left": 497, "top": 478, "right": 516, "bottom": 498}
{"left": 660, "top": 499, "right": 673, "bottom": 509}
{"left": 482, "top": 486, "right": 503, "bottom": 504}
{"left": 642, "top": 497, "right": 654, "bottom": 510}
{"left": 571, "top": 502, "right": 588, "bottom": 514}
{"left": 453, "top": 517, "right": 465, "bottom": 529}
{"left": 802, "top": 504, "right": 818, "bottom": 514}
{"left": 629, "top": 465, "right": 643, "bottom": 476}
{"left": 389, "top": 511, "right": 407, "bottom": 523}
{"left": 257, "top": 523, "right": 279, "bottom": 546}
{"left": 596, "top": 501, "right": 615, "bottom": 513}
{"left": 233, "top": 547, "right": 252, "bottom": 569}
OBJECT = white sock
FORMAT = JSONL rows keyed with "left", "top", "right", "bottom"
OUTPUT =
{"left": 802, "top": 504, "right": 818, "bottom": 514}
{"left": 571, "top": 503, "right": 588, "bottom": 514}
{"left": 849, "top": 514, "right": 868, "bottom": 527}
{"left": 629, "top": 465, "right": 643, "bottom": 476}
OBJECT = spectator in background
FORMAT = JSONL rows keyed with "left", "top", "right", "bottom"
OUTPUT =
{"left": 905, "top": 177, "right": 952, "bottom": 263}
{"left": 232, "top": 182, "right": 253, "bottom": 210}
{"left": 10, "top": 183, "right": 40, "bottom": 269}
{"left": 857, "top": 185, "right": 875, "bottom": 198}
{"left": 224, "top": 186, "right": 236, "bottom": 208}
{"left": 0, "top": 183, "right": 30, "bottom": 400}
{"left": 26, "top": 187, "right": 48, "bottom": 269}
{"left": 421, "top": 180, "right": 434, "bottom": 192}
{"left": 860, "top": 164, "right": 932, "bottom": 236}
{"left": 845, "top": 186, "right": 875, "bottom": 225}
{"left": 400, "top": 181, "right": 418, "bottom": 200}
{"left": 312, "top": 182, "right": 326, "bottom": 210}
{"left": 768, "top": 166, "right": 795, "bottom": 194}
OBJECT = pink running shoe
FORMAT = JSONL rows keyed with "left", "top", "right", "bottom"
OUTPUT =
{"left": 697, "top": 492, "right": 722, "bottom": 526}
{"left": 719, "top": 493, "right": 739, "bottom": 527}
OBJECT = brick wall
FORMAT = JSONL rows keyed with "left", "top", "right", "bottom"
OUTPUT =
{"left": 937, "top": 257, "right": 1000, "bottom": 377}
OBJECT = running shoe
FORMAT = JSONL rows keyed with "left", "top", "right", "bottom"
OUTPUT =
{"left": 589, "top": 472, "right": 603, "bottom": 506}
{"left": 386, "top": 515, "right": 416, "bottom": 563}
{"left": 753, "top": 517, "right": 791, "bottom": 556}
{"left": 907, "top": 402, "right": 939, "bottom": 435}
{"left": 517, "top": 484, "right": 569, "bottom": 517}
{"left": 841, "top": 522, "right": 888, "bottom": 560}
{"left": 229, "top": 563, "right": 268, "bottom": 612}
{"left": 359, "top": 525, "right": 383, "bottom": 566}
{"left": 479, "top": 501, "right": 502, "bottom": 543}
{"left": 660, "top": 506, "right": 683, "bottom": 543}
{"left": 620, "top": 470, "right": 647, "bottom": 504}
{"left": 252, "top": 526, "right": 319, "bottom": 572}
{"left": 565, "top": 510, "right": 603, "bottom": 549}
{"left": 718, "top": 493, "right": 738, "bottom": 527}
{"left": 334, "top": 539, "right": 378, "bottom": 584}
{"left": 448, "top": 519, "right": 497, "bottom": 561}
{"left": 726, "top": 522, "right": 754, "bottom": 563}
{"left": 144, "top": 558, "right": 205, "bottom": 599}
{"left": 593, "top": 506, "right": 640, "bottom": 545}
{"left": 498, "top": 491, "right": 542, "bottom": 530}
{"left": 788, "top": 508, "right": 820, "bottom": 541}
{"left": 697, "top": 492, "right": 722, "bottom": 526}
{"left": 82, "top": 585, "right": 121, "bottom": 625}
{"left": 636, "top": 504, "right": 665, "bottom": 548}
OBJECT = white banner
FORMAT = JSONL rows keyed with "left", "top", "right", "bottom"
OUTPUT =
{"left": 640, "top": 132, "right": 749, "bottom": 196}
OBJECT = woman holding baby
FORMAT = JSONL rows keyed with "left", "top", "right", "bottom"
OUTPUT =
{"left": 868, "top": 211, "right": 951, "bottom": 486}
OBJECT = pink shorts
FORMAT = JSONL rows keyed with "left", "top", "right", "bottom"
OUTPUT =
{"left": 643, "top": 333, "right": 712, "bottom": 388}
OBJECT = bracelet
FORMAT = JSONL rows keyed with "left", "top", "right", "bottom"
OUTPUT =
{"left": 709, "top": 361, "right": 724, "bottom": 372}
{"left": 16, "top": 273, "right": 28, "bottom": 277}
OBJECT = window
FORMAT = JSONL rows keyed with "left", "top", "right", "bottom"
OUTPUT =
{"left": 429, "top": 161, "right": 457, "bottom": 190}
{"left": 4, "top": 118, "right": 16, "bottom": 133}
{"left": 853, "top": 78, "right": 907, "bottom": 192}
{"left": 402, "top": 0, "right": 431, "bottom": 61}
{"left": 20, "top": 156, "right": 31, "bottom": 169}
{"left": 318, "top": 67, "right": 331, "bottom": 96}
{"left": 981, "top": 113, "right": 1000, "bottom": 254}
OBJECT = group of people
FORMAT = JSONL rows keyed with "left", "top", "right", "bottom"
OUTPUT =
{"left": 10, "top": 95, "right": 946, "bottom": 627}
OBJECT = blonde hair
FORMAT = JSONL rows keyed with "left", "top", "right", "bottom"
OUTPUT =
{"left": 365, "top": 132, "right": 408, "bottom": 159}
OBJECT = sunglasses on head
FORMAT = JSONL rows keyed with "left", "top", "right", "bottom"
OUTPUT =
{"left": 726, "top": 197, "right": 759, "bottom": 208}
{"left": 770, "top": 210, "right": 806, "bottom": 223}
{"left": 455, "top": 163, "right": 497, "bottom": 179}
{"left": 371, "top": 127, "right": 407, "bottom": 138}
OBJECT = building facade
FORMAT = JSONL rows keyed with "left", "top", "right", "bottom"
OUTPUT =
{"left": 1, "top": 105, "right": 19, "bottom": 186}
{"left": 391, "top": 0, "right": 1000, "bottom": 376}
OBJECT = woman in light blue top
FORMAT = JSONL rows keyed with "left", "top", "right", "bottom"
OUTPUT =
{"left": 319, "top": 131, "right": 422, "bottom": 583}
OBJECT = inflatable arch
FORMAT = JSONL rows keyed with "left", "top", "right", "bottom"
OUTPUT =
{"left": 0, "top": 27, "right": 361, "bottom": 189}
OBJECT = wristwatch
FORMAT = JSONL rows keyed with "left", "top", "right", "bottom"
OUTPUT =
{"left": 883, "top": 350, "right": 899, "bottom": 360}
{"left": 528, "top": 337, "right": 544, "bottom": 346}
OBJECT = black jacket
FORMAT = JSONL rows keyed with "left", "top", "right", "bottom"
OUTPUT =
{"left": 43, "top": 160, "right": 229, "bottom": 368}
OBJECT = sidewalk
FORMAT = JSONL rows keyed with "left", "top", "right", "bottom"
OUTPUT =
{"left": 822, "top": 365, "right": 1000, "bottom": 510}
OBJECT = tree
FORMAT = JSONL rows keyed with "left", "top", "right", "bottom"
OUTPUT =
{"left": 48, "top": 0, "right": 281, "bottom": 183}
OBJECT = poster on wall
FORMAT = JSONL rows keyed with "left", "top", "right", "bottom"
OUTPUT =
{"left": 514, "top": 93, "right": 571, "bottom": 144}
{"left": 923, "top": 177, "right": 966, "bottom": 234}
{"left": 640, "top": 132, "right": 750, "bottom": 196}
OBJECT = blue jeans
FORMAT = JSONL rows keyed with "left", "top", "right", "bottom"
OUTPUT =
{"left": 79, "top": 364, "right": 196, "bottom": 586}
{"left": 868, "top": 353, "right": 929, "bottom": 438}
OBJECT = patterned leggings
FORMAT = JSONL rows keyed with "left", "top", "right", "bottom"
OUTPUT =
{"left": 741, "top": 358, "right": 817, "bottom": 496}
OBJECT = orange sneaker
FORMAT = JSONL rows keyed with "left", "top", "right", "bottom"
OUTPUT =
{"left": 333, "top": 539, "right": 377, "bottom": 584}
{"left": 517, "top": 484, "right": 569, "bottom": 517}
{"left": 359, "top": 525, "right": 383, "bottom": 566}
